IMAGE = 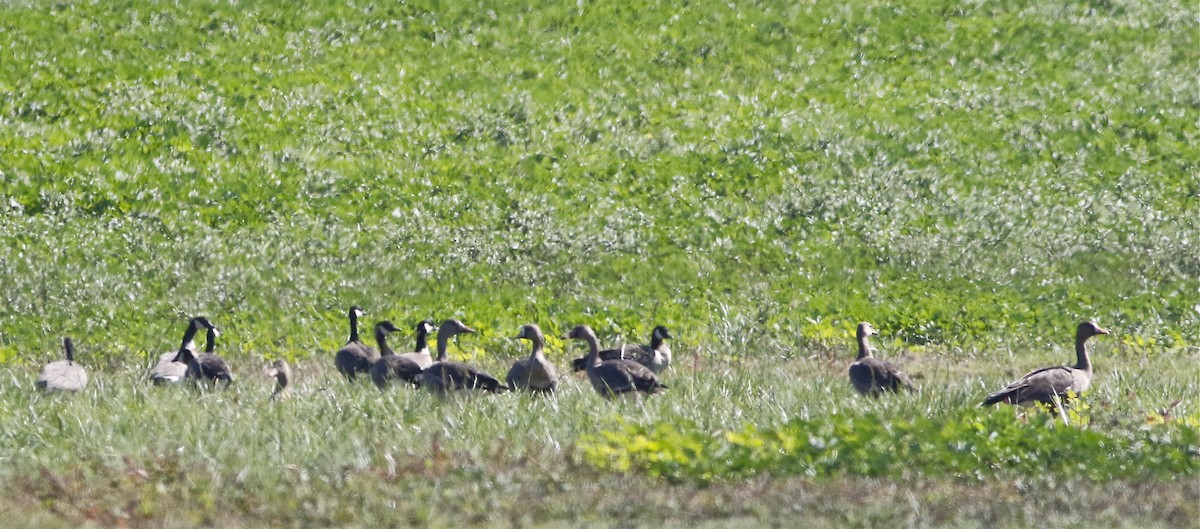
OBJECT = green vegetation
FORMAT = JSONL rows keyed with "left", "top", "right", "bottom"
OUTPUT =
{"left": 0, "top": 0, "right": 1196, "bottom": 527}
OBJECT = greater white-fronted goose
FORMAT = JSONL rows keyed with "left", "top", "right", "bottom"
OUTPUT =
{"left": 505, "top": 324, "right": 558, "bottom": 393}
{"left": 370, "top": 320, "right": 424, "bottom": 389}
{"left": 417, "top": 319, "right": 507, "bottom": 394}
{"left": 36, "top": 337, "right": 88, "bottom": 392}
{"left": 848, "top": 322, "right": 915, "bottom": 396}
{"left": 172, "top": 317, "right": 233, "bottom": 386}
{"left": 150, "top": 317, "right": 207, "bottom": 385}
{"left": 982, "top": 321, "right": 1109, "bottom": 407}
{"left": 265, "top": 359, "right": 291, "bottom": 401}
{"left": 570, "top": 325, "right": 673, "bottom": 374}
{"left": 334, "top": 305, "right": 377, "bottom": 381}
{"left": 568, "top": 324, "right": 666, "bottom": 399}
{"left": 396, "top": 320, "right": 436, "bottom": 369}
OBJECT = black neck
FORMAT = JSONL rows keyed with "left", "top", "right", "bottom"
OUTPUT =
{"left": 205, "top": 327, "right": 218, "bottom": 354}
{"left": 348, "top": 311, "right": 361, "bottom": 343}
{"left": 180, "top": 319, "right": 202, "bottom": 352}
{"left": 376, "top": 327, "right": 394, "bottom": 356}
{"left": 415, "top": 326, "right": 430, "bottom": 353}
{"left": 63, "top": 338, "right": 75, "bottom": 363}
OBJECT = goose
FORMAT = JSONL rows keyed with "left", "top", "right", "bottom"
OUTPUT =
{"left": 570, "top": 325, "right": 673, "bottom": 374}
{"left": 982, "top": 321, "right": 1109, "bottom": 407}
{"left": 417, "top": 319, "right": 507, "bottom": 394}
{"left": 370, "top": 321, "right": 423, "bottom": 389}
{"left": 506, "top": 324, "right": 558, "bottom": 393}
{"left": 150, "top": 317, "right": 207, "bottom": 385}
{"left": 36, "top": 337, "right": 88, "bottom": 392}
{"left": 172, "top": 318, "right": 233, "bottom": 386}
{"left": 847, "top": 322, "right": 915, "bottom": 396}
{"left": 568, "top": 324, "right": 666, "bottom": 399}
{"left": 396, "top": 319, "right": 436, "bottom": 369}
{"left": 265, "top": 359, "right": 292, "bottom": 401}
{"left": 334, "top": 305, "right": 377, "bottom": 381}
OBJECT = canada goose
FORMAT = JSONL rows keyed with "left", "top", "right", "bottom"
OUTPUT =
{"left": 36, "top": 337, "right": 88, "bottom": 392}
{"left": 982, "top": 321, "right": 1109, "bottom": 407}
{"left": 150, "top": 316, "right": 207, "bottom": 385}
{"left": 570, "top": 325, "right": 673, "bottom": 373}
{"left": 265, "top": 359, "right": 292, "bottom": 401}
{"left": 418, "top": 319, "right": 507, "bottom": 394}
{"left": 334, "top": 305, "right": 378, "bottom": 381}
{"left": 847, "top": 322, "right": 914, "bottom": 396}
{"left": 172, "top": 318, "right": 233, "bottom": 386}
{"left": 396, "top": 319, "right": 436, "bottom": 369}
{"left": 370, "top": 321, "right": 423, "bottom": 389}
{"left": 506, "top": 324, "right": 558, "bottom": 393}
{"left": 568, "top": 324, "right": 666, "bottom": 399}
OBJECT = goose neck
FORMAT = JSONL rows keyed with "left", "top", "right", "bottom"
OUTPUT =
{"left": 436, "top": 334, "right": 451, "bottom": 362}
{"left": 348, "top": 311, "right": 361, "bottom": 343}
{"left": 1074, "top": 336, "right": 1092, "bottom": 371}
{"left": 856, "top": 335, "right": 873, "bottom": 360}
{"left": 376, "top": 328, "right": 394, "bottom": 356}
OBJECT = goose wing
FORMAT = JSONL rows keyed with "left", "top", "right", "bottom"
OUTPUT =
{"left": 371, "top": 355, "right": 423, "bottom": 388}
{"left": 150, "top": 351, "right": 188, "bottom": 384}
{"left": 983, "top": 366, "right": 1077, "bottom": 406}
{"left": 36, "top": 361, "right": 88, "bottom": 392}
{"left": 849, "top": 358, "right": 914, "bottom": 395}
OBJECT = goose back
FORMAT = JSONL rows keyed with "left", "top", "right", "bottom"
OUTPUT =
{"left": 36, "top": 338, "right": 88, "bottom": 392}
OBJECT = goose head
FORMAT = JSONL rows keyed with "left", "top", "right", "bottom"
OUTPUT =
{"left": 514, "top": 324, "right": 544, "bottom": 341}
{"left": 1077, "top": 321, "right": 1109, "bottom": 340}
{"left": 438, "top": 319, "right": 476, "bottom": 338}
{"left": 857, "top": 322, "right": 878, "bottom": 340}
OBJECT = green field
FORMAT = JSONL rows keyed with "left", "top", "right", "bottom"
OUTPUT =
{"left": 0, "top": 0, "right": 1197, "bottom": 527}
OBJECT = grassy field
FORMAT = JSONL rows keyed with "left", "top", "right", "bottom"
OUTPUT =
{"left": 0, "top": 0, "right": 1197, "bottom": 527}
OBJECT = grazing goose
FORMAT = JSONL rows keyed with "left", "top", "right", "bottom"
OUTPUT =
{"left": 334, "top": 305, "right": 377, "bottom": 381}
{"left": 506, "top": 324, "right": 558, "bottom": 393}
{"left": 982, "top": 321, "right": 1109, "bottom": 407}
{"left": 418, "top": 319, "right": 507, "bottom": 394}
{"left": 36, "top": 337, "right": 88, "bottom": 392}
{"left": 396, "top": 320, "right": 436, "bottom": 369}
{"left": 370, "top": 321, "right": 423, "bottom": 389}
{"left": 173, "top": 318, "right": 233, "bottom": 386}
{"left": 568, "top": 324, "right": 666, "bottom": 399}
{"left": 848, "top": 322, "right": 915, "bottom": 396}
{"left": 265, "top": 359, "right": 292, "bottom": 401}
{"left": 150, "top": 317, "right": 207, "bottom": 385}
{"left": 570, "top": 325, "right": 673, "bottom": 374}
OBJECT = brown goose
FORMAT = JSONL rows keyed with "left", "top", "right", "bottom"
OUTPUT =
{"left": 369, "top": 321, "right": 423, "bottom": 389}
{"left": 506, "top": 324, "right": 558, "bottom": 393}
{"left": 417, "top": 319, "right": 507, "bottom": 394}
{"left": 36, "top": 337, "right": 88, "bottom": 392}
{"left": 150, "top": 317, "right": 206, "bottom": 385}
{"left": 334, "top": 305, "right": 377, "bottom": 381}
{"left": 848, "top": 322, "right": 915, "bottom": 396}
{"left": 172, "top": 317, "right": 233, "bottom": 386}
{"left": 570, "top": 325, "right": 673, "bottom": 374}
{"left": 265, "top": 359, "right": 292, "bottom": 401}
{"left": 396, "top": 320, "right": 436, "bottom": 369}
{"left": 568, "top": 324, "right": 666, "bottom": 399}
{"left": 982, "top": 321, "right": 1109, "bottom": 407}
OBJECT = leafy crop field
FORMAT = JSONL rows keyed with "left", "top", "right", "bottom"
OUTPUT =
{"left": 0, "top": 0, "right": 1197, "bottom": 527}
